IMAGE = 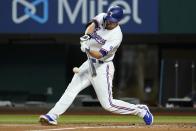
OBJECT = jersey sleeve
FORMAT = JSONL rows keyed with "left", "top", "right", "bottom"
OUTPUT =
{"left": 86, "top": 13, "right": 105, "bottom": 29}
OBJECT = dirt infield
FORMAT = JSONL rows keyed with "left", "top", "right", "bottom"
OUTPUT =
{"left": 0, "top": 123, "right": 195, "bottom": 131}
{"left": 0, "top": 107, "right": 196, "bottom": 131}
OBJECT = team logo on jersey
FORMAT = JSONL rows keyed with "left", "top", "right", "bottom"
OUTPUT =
{"left": 91, "top": 32, "right": 106, "bottom": 45}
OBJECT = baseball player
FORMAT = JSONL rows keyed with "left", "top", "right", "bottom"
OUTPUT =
{"left": 39, "top": 6, "right": 153, "bottom": 126}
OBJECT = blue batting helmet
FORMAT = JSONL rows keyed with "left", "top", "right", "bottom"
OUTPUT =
{"left": 105, "top": 6, "right": 123, "bottom": 23}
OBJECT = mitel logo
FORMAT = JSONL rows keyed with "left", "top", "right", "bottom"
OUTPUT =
{"left": 58, "top": 0, "right": 142, "bottom": 25}
{"left": 12, "top": 0, "right": 48, "bottom": 24}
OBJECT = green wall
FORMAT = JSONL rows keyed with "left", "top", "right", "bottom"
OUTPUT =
{"left": 0, "top": 44, "right": 67, "bottom": 102}
{"left": 0, "top": 44, "right": 90, "bottom": 103}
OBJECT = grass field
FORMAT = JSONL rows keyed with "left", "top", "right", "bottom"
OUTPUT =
{"left": 0, "top": 114, "right": 195, "bottom": 124}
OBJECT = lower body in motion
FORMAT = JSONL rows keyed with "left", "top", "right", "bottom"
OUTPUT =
{"left": 39, "top": 61, "right": 153, "bottom": 126}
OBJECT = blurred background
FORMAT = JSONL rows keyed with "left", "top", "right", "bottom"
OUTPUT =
{"left": 0, "top": 0, "right": 195, "bottom": 111}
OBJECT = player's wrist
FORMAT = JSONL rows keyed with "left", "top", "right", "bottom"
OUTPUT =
{"left": 85, "top": 34, "right": 92, "bottom": 38}
{"left": 80, "top": 34, "right": 91, "bottom": 42}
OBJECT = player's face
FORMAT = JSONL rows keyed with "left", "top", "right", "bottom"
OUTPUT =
{"left": 105, "top": 20, "right": 118, "bottom": 30}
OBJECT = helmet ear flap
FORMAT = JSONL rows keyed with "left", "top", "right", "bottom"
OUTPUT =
{"left": 103, "top": 15, "right": 107, "bottom": 28}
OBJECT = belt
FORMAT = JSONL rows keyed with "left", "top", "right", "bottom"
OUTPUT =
{"left": 90, "top": 58, "right": 104, "bottom": 64}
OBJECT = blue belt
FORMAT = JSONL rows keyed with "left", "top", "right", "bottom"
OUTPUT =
{"left": 90, "top": 58, "right": 104, "bottom": 64}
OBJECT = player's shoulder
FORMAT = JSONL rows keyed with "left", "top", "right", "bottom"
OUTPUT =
{"left": 112, "top": 26, "right": 123, "bottom": 38}
{"left": 93, "top": 13, "right": 106, "bottom": 23}
{"left": 94, "top": 13, "right": 106, "bottom": 19}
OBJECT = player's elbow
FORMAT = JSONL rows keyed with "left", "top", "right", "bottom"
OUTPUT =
{"left": 94, "top": 55, "right": 102, "bottom": 59}
{"left": 89, "top": 50, "right": 102, "bottom": 59}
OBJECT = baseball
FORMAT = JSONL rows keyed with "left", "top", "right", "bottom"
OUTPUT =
{"left": 73, "top": 67, "right": 79, "bottom": 73}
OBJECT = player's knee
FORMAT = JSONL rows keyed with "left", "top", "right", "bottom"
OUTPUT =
{"left": 101, "top": 103, "right": 113, "bottom": 112}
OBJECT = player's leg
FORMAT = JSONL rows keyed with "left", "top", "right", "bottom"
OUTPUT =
{"left": 48, "top": 73, "right": 90, "bottom": 115}
{"left": 40, "top": 61, "right": 91, "bottom": 125}
{"left": 91, "top": 62, "right": 153, "bottom": 125}
{"left": 92, "top": 62, "right": 145, "bottom": 116}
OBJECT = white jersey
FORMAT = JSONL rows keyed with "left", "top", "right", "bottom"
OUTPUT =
{"left": 87, "top": 13, "right": 123, "bottom": 62}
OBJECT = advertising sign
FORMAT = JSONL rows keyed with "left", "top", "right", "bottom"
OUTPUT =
{"left": 0, "top": 0, "right": 158, "bottom": 33}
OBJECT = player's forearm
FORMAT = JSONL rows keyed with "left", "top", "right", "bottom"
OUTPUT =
{"left": 85, "top": 23, "right": 95, "bottom": 34}
{"left": 88, "top": 50, "right": 102, "bottom": 59}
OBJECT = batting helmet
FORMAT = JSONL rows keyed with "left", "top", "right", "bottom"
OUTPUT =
{"left": 105, "top": 6, "right": 123, "bottom": 23}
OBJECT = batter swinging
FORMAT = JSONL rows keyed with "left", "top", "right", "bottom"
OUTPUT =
{"left": 39, "top": 6, "right": 153, "bottom": 126}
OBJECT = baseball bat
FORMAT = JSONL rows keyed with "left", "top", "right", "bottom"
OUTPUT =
{"left": 85, "top": 49, "right": 97, "bottom": 77}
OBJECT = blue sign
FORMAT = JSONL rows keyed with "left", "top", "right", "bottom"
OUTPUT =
{"left": 0, "top": 0, "right": 158, "bottom": 33}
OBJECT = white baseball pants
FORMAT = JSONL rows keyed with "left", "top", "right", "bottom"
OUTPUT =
{"left": 48, "top": 60, "right": 147, "bottom": 118}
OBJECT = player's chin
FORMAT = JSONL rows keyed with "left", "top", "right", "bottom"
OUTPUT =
{"left": 105, "top": 26, "right": 113, "bottom": 30}
{"left": 105, "top": 24, "right": 117, "bottom": 30}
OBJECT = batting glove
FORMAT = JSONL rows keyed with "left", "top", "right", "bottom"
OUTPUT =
{"left": 80, "top": 43, "right": 90, "bottom": 53}
{"left": 80, "top": 34, "right": 91, "bottom": 42}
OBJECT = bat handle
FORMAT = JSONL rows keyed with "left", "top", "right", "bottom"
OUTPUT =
{"left": 85, "top": 49, "right": 97, "bottom": 77}
{"left": 85, "top": 48, "right": 91, "bottom": 59}
{"left": 85, "top": 48, "right": 90, "bottom": 53}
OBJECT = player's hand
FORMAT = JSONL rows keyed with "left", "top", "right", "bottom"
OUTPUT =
{"left": 80, "top": 34, "right": 91, "bottom": 42}
{"left": 80, "top": 34, "right": 91, "bottom": 45}
{"left": 80, "top": 43, "right": 90, "bottom": 53}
